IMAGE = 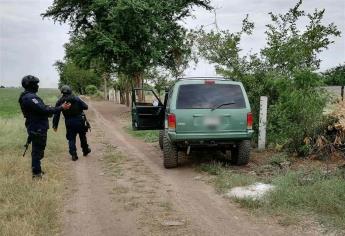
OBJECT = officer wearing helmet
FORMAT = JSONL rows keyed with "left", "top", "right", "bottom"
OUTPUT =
{"left": 18, "top": 75, "right": 71, "bottom": 178}
{"left": 53, "top": 85, "right": 91, "bottom": 161}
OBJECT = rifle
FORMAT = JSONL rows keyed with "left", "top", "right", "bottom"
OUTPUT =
{"left": 82, "top": 113, "right": 91, "bottom": 132}
{"left": 23, "top": 135, "right": 31, "bottom": 157}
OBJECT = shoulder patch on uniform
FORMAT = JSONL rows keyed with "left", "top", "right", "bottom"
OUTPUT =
{"left": 32, "top": 98, "right": 39, "bottom": 104}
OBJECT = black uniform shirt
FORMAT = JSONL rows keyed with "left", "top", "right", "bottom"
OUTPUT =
{"left": 18, "top": 91, "right": 62, "bottom": 133}
{"left": 52, "top": 95, "right": 88, "bottom": 129}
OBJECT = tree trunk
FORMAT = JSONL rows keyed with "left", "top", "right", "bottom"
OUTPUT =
{"left": 114, "top": 89, "right": 118, "bottom": 103}
{"left": 102, "top": 73, "right": 108, "bottom": 100}
{"left": 120, "top": 91, "right": 125, "bottom": 104}
{"left": 125, "top": 91, "right": 130, "bottom": 107}
{"left": 142, "top": 77, "right": 145, "bottom": 102}
{"left": 133, "top": 72, "right": 144, "bottom": 102}
{"left": 341, "top": 86, "right": 344, "bottom": 101}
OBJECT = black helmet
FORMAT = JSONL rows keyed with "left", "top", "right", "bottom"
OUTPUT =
{"left": 21, "top": 75, "right": 39, "bottom": 89}
{"left": 60, "top": 85, "right": 72, "bottom": 95}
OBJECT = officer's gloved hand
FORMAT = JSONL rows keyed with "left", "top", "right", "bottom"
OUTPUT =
{"left": 61, "top": 102, "right": 71, "bottom": 110}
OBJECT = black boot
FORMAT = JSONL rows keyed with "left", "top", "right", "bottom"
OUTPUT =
{"left": 32, "top": 172, "right": 44, "bottom": 179}
{"left": 83, "top": 148, "right": 91, "bottom": 157}
{"left": 72, "top": 154, "right": 79, "bottom": 161}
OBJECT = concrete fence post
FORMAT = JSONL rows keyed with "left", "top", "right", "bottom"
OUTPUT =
{"left": 258, "top": 96, "right": 268, "bottom": 150}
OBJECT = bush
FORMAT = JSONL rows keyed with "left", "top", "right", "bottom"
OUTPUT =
{"left": 85, "top": 85, "right": 98, "bottom": 95}
{"left": 239, "top": 71, "right": 287, "bottom": 142}
{"left": 267, "top": 70, "right": 328, "bottom": 155}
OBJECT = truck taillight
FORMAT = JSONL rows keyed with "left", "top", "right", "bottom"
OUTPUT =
{"left": 168, "top": 114, "right": 176, "bottom": 130}
{"left": 247, "top": 112, "right": 253, "bottom": 129}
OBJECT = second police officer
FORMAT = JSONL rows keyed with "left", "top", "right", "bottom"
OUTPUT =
{"left": 19, "top": 75, "right": 71, "bottom": 179}
{"left": 53, "top": 85, "right": 91, "bottom": 161}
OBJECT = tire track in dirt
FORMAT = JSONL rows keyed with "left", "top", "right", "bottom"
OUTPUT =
{"left": 88, "top": 100, "right": 320, "bottom": 236}
{"left": 62, "top": 108, "right": 141, "bottom": 236}
{"left": 62, "top": 103, "right": 200, "bottom": 236}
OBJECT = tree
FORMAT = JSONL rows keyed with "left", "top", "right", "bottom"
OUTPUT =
{"left": 197, "top": 1, "right": 340, "bottom": 78}
{"left": 163, "top": 32, "right": 198, "bottom": 79}
{"left": 144, "top": 68, "right": 174, "bottom": 96}
{"left": 43, "top": 0, "right": 212, "bottom": 101}
{"left": 197, "top": 15, "right": 256, "bottom": 80}
{"left": 196, "top": 0, "right": 341, "bottom": 154}
{"left": 54, "top": 60, "right": 100, "bottom": 94}
{"left": 262, "top": 0, "right": 341, "bottom": 74}
{"left": 63, "top": 35, "right": 112, "bottom": 99}
{"left": 113, "top": 73, "right": 132, "bottom": 106}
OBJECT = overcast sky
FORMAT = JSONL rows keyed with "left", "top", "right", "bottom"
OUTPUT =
{"left": 0, "top": 0, "right": 344, "bottom": 88}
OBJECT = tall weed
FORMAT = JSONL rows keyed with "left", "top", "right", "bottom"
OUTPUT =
{"left": 0, "top": 88, "right": 67, "bottom": 236}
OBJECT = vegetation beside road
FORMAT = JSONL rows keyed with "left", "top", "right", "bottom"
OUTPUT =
{"left": 116, "top": 109, "right": 160, "bottom": 143}
{"left": 197, "top": 1, "right": 343, "bottom": 157}
{"left": 125, "top": 126, "right": 159, "bottom": 143}
{"left": 122, "top": 106, "right": 345, "bottom": 233}
{"left": 46, "top": 0, "right": 344, "bottom": 159}
{"left": 198, "top": 153, "right": 345, "bottom": 233}
{"left": 0, "top": 88, "right": 67, "bottom": 236}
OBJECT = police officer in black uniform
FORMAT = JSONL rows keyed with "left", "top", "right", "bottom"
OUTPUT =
{"left": 53, "top": 85, "right": 91, "bottom": 161}
{"left": 19, "top": 75, "right": 71, "bottom": 179}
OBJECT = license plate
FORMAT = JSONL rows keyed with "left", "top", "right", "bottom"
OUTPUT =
{"left": 204, "top": 116, "right": 220, "bottom": 126}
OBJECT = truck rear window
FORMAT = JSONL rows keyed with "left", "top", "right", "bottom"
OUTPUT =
{"left": 177, "top": 84, "right": 246, "bottom": 109}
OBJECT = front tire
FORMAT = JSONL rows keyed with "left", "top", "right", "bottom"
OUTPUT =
{"left": 231, "top": 140, "right": 251, "bottom": 165}
{"left": 163, "top": 131, "right": 178, "bottom": 168}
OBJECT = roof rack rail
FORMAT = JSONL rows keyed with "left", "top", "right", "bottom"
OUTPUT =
{"left": 177, "top": 76, "right": 231, "bottom": 81}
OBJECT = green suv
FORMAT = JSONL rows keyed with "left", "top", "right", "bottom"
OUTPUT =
{"left": 132, "top": 77, "right": 253, "bottom": 168}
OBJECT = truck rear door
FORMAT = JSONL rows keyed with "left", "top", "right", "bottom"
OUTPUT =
{"left": 173, "top": 82, "right": 249, "bottom": 133}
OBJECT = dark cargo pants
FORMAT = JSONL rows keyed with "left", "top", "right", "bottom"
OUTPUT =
{"left": 30, "top": 131, "right": 47, "bottom": 175}
{"left": 66, "top": 117, "right": 89, "bottom": 156}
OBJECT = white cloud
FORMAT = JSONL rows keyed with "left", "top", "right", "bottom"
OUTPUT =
{"left": 0, "top": 0, "right": 344, "bottom": 87}
{"left": 0, "top": 0, "right": 69, "bottom": 88}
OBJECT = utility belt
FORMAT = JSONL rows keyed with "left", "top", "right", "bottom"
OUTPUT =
{"left": 64, "top": 113, "right": 83, "bottom": 119}
{"left": 64, "top": 114, "right": 91, "bottom": 132}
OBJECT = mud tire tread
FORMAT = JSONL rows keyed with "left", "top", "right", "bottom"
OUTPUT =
{"left": 159, "top": 130, "right": 164, "bottom": 150}
{"left": 163, "top": 131, "right": 178, "bottom": 168}
{"left": 231, "top": 140, "right": 251, "bottom": 166}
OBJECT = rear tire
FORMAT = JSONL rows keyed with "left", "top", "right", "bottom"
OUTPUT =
{"left": 231, "top": 140, "right": 251, "bottom": 165}
{"left": 163, "top": 131, "right": 178, "bottom": 168}
{"left": 159, "top": 130, "right": 164, "bottom": 150}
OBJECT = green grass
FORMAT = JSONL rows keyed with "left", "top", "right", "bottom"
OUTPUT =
{"left": 0, "top": 88, "right": 67, "bottom": 236}
{"left": 125, "top": 126, "right": 159, "bottom": 143}
{"left": 198, "top": 161, "right": 257, "bottom": 193}
{"left": 264, "top": 170, "right": 345, "bottom": 230}
{"left": 0, "top": 88, "right": 60, "bottom": 118}
{"left": 199, "top": 161, "right": 345, "bottom": 232}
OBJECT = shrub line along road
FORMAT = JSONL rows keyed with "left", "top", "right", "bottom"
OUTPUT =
{"left": 62, "top": 99, "right": 320, "bottom": 236}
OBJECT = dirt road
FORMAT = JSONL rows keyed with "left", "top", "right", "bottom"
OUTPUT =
{"left": 62, "top": 100, "right": 319, "bottom": 236}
